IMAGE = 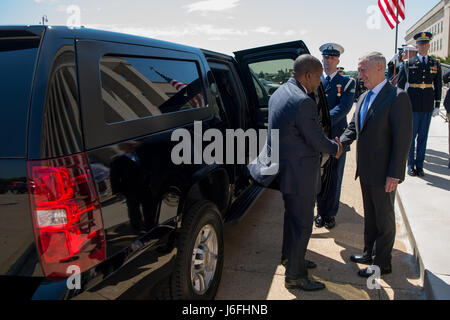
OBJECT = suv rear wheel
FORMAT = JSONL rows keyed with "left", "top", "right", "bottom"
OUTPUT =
{"left": 170, "top": 200, "right": 224, "bottom": 299}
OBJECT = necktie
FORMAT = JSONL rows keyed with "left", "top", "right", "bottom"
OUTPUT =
{"left": 325, "top": 75, "right": 331, "bottom": 87}
{"left": 359, "top": 90, "right": 374, "bottom": 128}
{"left": 421, "top": 56, "right": 427, "bottom": 65}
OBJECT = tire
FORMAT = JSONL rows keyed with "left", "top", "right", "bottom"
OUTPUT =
{"left": 169, "top": 200, "right": 224, "bottom": 300}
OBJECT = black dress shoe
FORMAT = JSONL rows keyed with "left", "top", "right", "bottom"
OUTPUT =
{"left": 315, "top": 215, "right": 325, "bottom": 228}
{"left": 324, "top": 216, "right": 336, "bottom": 229}
{"left": 281, "top": 257, "right": 316, "bottom": 269}
{"left": 350, "top": 253, "right": 373, "bottom": 264}
{"left": 305, "top": 259, "right": 317, "bottom": 269}
{"left": 416, "top": 168, "right": 425, "bottom": 177}
{"left": 285, "top": 277, "right": 325, "bottom": 291}
{"left": 407, "top": 168, "right": 417, "bottom": 176}
{"left": 358, "top": 265, "right": 392, "bottom": 278}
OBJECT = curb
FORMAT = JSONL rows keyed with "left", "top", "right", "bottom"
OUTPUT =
{"left": 395, "top": 189, "right": 450, "bottom": 300}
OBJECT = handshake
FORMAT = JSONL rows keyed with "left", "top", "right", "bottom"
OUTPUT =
{"left": 334, "top": 137, "right": 344, "bottom": 159}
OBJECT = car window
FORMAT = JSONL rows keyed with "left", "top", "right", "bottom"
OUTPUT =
{"left": 41, "top": 46, "right": 83, "bottom": 157}
{"left": 248, "top": 59, "right": 292, "bottom": 107}
{"left": 100, "top": 56, "right": 206, "bottom": 124}
{"left": 0, "top": 40, "right": 39, "bottom": 157}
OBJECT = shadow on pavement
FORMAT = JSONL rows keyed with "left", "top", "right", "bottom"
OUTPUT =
{"left": 286, "top": 202, "right": 422, "bottom": 300}
{"left": 424, "top": 270, "right": 450, "bottom": 299}
{"left": 217, "top": 188, "right": 423, "bottom": 300}
{"left": 419, "top": 149, "right": 450, "bottom": 191}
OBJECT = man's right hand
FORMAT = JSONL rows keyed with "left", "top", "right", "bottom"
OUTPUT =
{"left": 335, "top": 137, "right": 344, "bottom": 159}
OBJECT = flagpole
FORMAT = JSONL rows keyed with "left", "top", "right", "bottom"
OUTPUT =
{"left": 393, "top": 0, "right": 400, "bottom": 77}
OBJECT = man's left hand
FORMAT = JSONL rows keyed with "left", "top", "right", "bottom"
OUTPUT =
{"left": 385, "top": 177, "right": 400, "bottom": 193}
{"left": 432, "top": 107, "right": 439, "bottom": 117}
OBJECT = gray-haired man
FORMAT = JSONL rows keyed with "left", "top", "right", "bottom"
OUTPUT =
{"left": 340, "top": 52, "right": 413, "bottom": 277}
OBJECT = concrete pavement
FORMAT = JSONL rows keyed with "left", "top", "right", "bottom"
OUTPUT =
{"left": 397, "top": 111, "right": 450, "bottom": 299}
{"left": 216, "top": 118, "right": 424, "bottom": 300}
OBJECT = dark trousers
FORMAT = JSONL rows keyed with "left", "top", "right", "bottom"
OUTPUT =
{"left": 317, "top": 151, "right": 347, "bottom": 217}
{"left": 360, "top": 182, "right": 396, "bottom": 268}
{"left": 281, "top": 193, "right": 315, "bottom": 279}
{"left": 408, "top": 111, "right": 433, "bottom": 169}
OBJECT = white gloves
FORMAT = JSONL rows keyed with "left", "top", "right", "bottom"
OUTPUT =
{"left": 432, "top": 108, "right": 439, "bottom": 117}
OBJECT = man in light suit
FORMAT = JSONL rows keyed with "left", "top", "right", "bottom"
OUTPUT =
{"left": 269, "top": 54, "right": 343, "bottom": 290}
{"left": 340, "top": 52, "right": 413, "bottom": 277}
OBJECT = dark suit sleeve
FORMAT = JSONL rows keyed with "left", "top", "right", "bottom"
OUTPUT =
{"left": 388, "top": 91, "right": 413, "bottom": 181}
{"left": 444, "top": 70, "right": 450, "bottom": 84}
{"left": 296, "top": 98, "right": 338, "bottom": 155}
{"left": 397, "top": 63, "right": 407, "bottom": 90}
{"left": 434, "top": 61, "right": 443, "bottom": 108}
{"left": 329, "top": 78, "right": 355, "bottom": 125}
{"left": 444, "top": 70, "right": 450, "bottom": 113}
{"left": 340, "top": 111, "right": 357, "bottom": 148}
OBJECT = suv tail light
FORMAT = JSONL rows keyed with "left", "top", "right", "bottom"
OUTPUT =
{"left": 28, "top": 153, "right": 106, "bottom": 278}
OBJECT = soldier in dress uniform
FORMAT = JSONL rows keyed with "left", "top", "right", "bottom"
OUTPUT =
{"left": 398, "top": 32, "right": 442, "bottom": 177}
{"left": 338, "top": 67, "right": 345, "bottom": 76}
{"left": 354, "top": 78, "right": 367, "bottom": 102}
{"left": 387, "top": 47, "right": 404, "bottom": 82}
{"left": 315, "top": 43, "right": 356, "bottom": 229}
{"left": 395, "top": 45, "right": 418, "bottom": 90}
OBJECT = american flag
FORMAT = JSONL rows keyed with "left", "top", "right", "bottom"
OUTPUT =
{"left": 378, "top": 0, "right": 405, "bottom": 29}
{"left": 150, "top": 67, "right": 204, "bottom": 108}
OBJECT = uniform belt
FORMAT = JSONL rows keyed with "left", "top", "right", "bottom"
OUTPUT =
{"left": 409, "top": 83, "right": 434, "bottom": 89}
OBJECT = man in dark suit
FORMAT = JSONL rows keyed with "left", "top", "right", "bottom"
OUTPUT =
{"left": 397, "top": 32, "right": 442, "bottom": 177}
{"left": 269, "top": 54, "right": 343, "bottom": 290}
{"left": 316, "top": 43, "right": 356, "bottom": 229}
{"left": 340, "top": 52, "right": 413, "bottom": 277}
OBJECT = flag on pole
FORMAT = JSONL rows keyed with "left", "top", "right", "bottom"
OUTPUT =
{"left": 150, "top": 67, "right": 204, "bottom": 108}
{"left": 378, "top": 0, "right": 405, "bottom": 29}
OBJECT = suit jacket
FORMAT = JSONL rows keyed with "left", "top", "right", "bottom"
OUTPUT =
{"left": 321, "top": 73, "right": 356, "bottom": 138}
{"left": 340, "top": 82, "right": 413, "bottom": 186}
{"left": 268, "top": 77, "right": 338, "bottom": 196}
{"left": 443, "top": 70, "right": 450, "bottom": 113}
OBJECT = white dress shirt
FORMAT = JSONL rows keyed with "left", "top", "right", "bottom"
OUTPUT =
{"left": 417, "top": 53, "right": 428, "bottom": 65}
{"left": 365, "top": 79, "right": 388, "bottom": 112}
{"left": 323, "top": 71, "right": 338, "bottom": 81}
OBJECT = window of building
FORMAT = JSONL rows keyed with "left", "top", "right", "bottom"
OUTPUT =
{"left": 100, "top": 56, "right": 206, "bottom": 124}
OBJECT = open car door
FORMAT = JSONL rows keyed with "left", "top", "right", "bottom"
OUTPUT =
{"left": 234, "top": 40, "right": 333, "bottom": 197}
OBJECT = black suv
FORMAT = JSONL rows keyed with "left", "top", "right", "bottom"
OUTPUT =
{"left": 0, "top": 26, "right": 332, "bottom": 300}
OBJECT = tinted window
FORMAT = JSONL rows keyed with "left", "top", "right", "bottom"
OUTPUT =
{"left": 41, "top": 46, "right": 83, "bottom": 158}
{"left": 248, "top": 58, "right": 292, "bottom": 107}
{"left": 100, "top": 56, "right": 206, "bottom": 124}
{"left": 0, "top": 41, "right": 38, "bottom": 157}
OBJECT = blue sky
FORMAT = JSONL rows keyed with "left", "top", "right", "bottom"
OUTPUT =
{"left": 0, "top": 0, "right": 440, "bottom": 70}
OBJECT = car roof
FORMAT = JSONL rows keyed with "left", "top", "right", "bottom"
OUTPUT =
{"left": 0, "top": 25, "right": 204, "bottom": 55}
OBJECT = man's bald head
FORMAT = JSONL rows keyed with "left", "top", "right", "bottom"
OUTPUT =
{"left": 293, "top": 54, "right": 323, "bottom": 78}
{"left": 292, "top": 54, "right": 323, "bottom": 93}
